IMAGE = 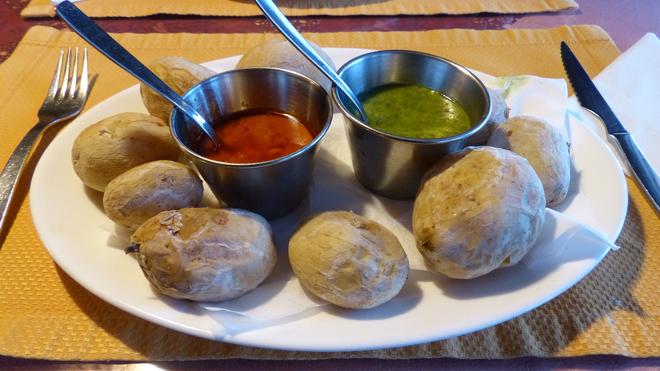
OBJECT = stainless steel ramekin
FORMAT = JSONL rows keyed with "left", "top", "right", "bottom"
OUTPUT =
{"left": 171, "top": 67, "right": 333, "bottom": 219}
{"left": 333, "top": 50, "right": 492, "bottom": 199}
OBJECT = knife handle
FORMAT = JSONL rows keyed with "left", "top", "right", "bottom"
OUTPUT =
{"left": 615, "top": 133, "right": 660, "bottom": 213}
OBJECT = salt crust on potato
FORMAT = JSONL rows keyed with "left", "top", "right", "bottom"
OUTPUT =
{"left": 71, "top": 112, "right": 180, "bottom": 192}
{"left": 103, "top": 160, "right": 203, "bottom": 230}
{"left": 413, "top": 146, "right": 546, "bottom": 279}
{"left": 487, "top": 116, "right": 571, "bottom": 206}
{"left": 289, "top": 211, "right": 409, "bottom": 309}
{"left": 237, "top": 39, "right": 335, "bottom": 92}
{"left": 140, "top": 56, "right": 216, "bottom": 122}
{"left": 128, "top": 208, "right": 277, "bottom": 302}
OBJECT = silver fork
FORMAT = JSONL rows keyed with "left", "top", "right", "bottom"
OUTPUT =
{"left": 0, "top": 48, "right": 90, "bottom": 234}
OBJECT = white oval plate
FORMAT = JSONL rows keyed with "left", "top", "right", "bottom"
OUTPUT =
{"left": 30, "top": 48, "right": 627, "bottom": 352}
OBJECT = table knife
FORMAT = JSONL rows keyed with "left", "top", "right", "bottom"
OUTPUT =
{"left": 560, "top": 41, "right": 660, "bottom": 213}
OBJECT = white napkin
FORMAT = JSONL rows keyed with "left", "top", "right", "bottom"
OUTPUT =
{"left": 192, "top": 72, "right": 618, "bottom": 337}
{"left": 568, "top": 33, "right": 660, "bottom": 175}
{"left": 199, "top": 208, "right": 615, "bottom": 337}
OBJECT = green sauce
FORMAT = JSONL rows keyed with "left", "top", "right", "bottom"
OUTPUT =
{"left": 360, "top": 84, "right": 472, "bottom": 139}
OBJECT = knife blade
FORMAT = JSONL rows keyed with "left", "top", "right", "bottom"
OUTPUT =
{"left": 560, "top": 41, "right": 660, "bottom": 213}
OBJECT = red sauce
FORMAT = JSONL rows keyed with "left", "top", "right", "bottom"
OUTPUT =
{"left": 199, "top": 109, "right": 314, "bottom": 163}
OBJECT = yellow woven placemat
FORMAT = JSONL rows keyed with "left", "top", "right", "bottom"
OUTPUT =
{"left": 21, "top": 0, "right": 579, "bottom": 18}
{"left": 0, "top": 25, "right": 658, "bottom": 360}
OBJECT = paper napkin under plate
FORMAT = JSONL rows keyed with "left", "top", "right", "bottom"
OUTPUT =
{"left": 568, "top": 33, "right": 660, "bottom": 175}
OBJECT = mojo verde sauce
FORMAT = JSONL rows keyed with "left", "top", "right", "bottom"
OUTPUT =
{"left": 360, "top": 84, "right": 472, "bottom": 139}
{"left": 200, "top": 109, "right": 313, "bottom": 163}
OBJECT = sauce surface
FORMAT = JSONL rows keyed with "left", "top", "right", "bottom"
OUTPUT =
{"left": 360, "top": 84, "right": 472, "bottom": 139}
{"left": 200, "top": 109, "right": 313, "bottom": 163}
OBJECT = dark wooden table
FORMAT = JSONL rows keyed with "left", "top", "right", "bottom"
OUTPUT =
{"left": 1, "top": 0, "right": 659, "bottom": 368}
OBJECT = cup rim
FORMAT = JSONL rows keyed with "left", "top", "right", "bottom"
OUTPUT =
{"left": 332, "top": 49, "right": 492, "bottom": 144}
{"left": 170, "top": 67, "right": 334, "bottom": 169}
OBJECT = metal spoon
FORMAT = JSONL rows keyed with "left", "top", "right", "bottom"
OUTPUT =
{"left": 254, "top": 0, "right": 369, "bottom": 122}
{"left": 55, "top": 1, "right": 219, "bottom": 149}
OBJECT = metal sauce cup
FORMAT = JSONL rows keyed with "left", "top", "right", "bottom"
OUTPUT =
{"left": 333, "top": 50, "right": 492, "bottom": 199}
{"left": 171, "top": 67, "right": 333, "bottom": 219}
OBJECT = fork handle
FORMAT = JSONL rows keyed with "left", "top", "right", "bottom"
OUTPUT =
{"left": 0, "top": 123, "right": 45, "bottom": 233}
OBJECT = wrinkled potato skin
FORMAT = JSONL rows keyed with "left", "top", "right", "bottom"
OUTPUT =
{"left": 71, "top": 112, "right": 180, "bottom": 191}
{"left": 289, "top": 211, "right": 409, "bottom": 309}
{"left": 140, "top": 57, "right": 215, "bottom": 122}
{"left": 129, "top": 208, "right": 277, "bottom": 302}
{"left": 237, "top": 39, "right": 335, "bottom": 92}
{"left": 103, "top": 160, "right": 203, "bottom": 230}
{"left": 413, "top": 147, "right": 545, "bottom": 279}
{"left": 487, "top": 116, "right": 571, "bottom": 206}
{"left": 468, "top": 88, "right": 510, "bottom": 146}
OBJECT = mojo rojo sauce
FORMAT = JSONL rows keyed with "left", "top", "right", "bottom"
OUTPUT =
{"left": 200, "top": 109, "right": 313, "bottom": 163}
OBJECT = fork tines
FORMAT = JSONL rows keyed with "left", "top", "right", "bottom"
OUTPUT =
{"left": 48, "top": 48, "right": 88, "bottom": 100}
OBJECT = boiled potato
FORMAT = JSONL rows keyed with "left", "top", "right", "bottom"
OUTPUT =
{"left": 413, "top": 146, "right": 545, "bottom": 279}
{"left": 237, "top": 39, "right": 335, "bottom": 92}
{"left": 103, "top": 160, "right": 203, "bottom": 230}
{"left": 289, "top": 211, "right": 409, "bottom": 309}
{"left": 487, "top": 116, "right": 571, "bottom": 206}
{"left": 71, "top": 112, "right": 180, "bottom": 192}
{"left": 140, "top": 56, "right": 216, "bottom": 122}
{"left": 127, "top": 208, "right": 277, "bottom": 302}
{"left": 468, "top": 87, "right": 509, "bottom": 146}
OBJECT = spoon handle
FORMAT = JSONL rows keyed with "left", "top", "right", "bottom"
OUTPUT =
{"left": 55, "top": 1, "right": 218, "bottom": 148}
{"left": 254, "top": 0, "right": 368, "bottom": 122}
